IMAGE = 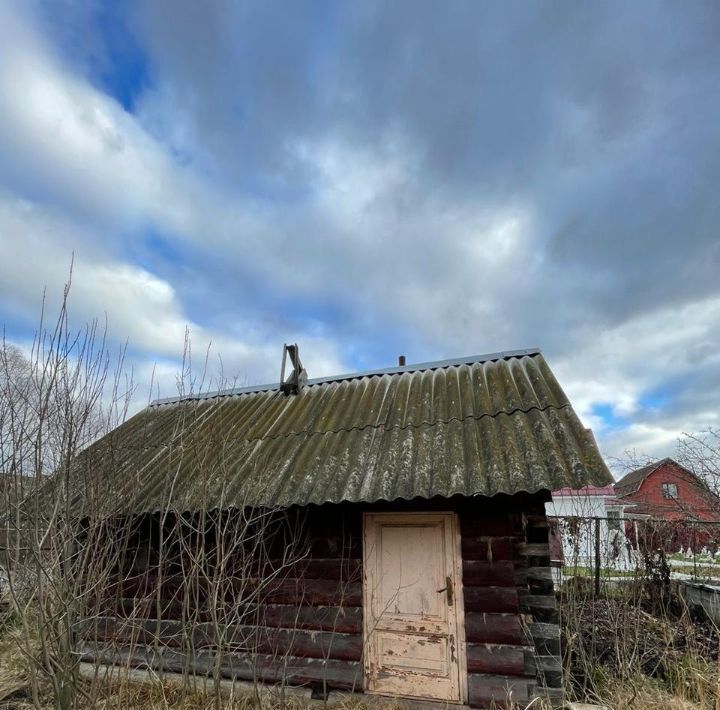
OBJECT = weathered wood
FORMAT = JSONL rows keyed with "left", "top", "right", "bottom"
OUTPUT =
{"left": 110, "top": 599, "right": 363, "bottom": 632}
{"left": 519, "top": 593, "right": 556, "bottom": 609}
{"left": 525, "top": 565, "right": 555, "bottom": 594}
{"left": 309, "top": 536, "right": 362, "bottom": 559}
{"left": 519, "top": 593, "right": 558, "bottom": 624}
{"left": 461, "top": 517, "right": 518, "bottom": 537}
{"left": 78, "top": 617, "right": 362, "bottom": 662}
{"left": 467, "top": 673, "right": 533, "bottom": 708}
{"left": 516, "top": 543, "right": 550, "bottom": 557}
{"left": 283, "top": 558, "right": 362, "bottom": 580}
{"left": 80, "top": 643, "right": 363, "bottom": 691}
{"left": 264, "top": 579, "right": 362, "bottom": 606}
{"left": 525, "top": 566, "right": 553, "bottom": 583}
{"left": 110, "top": 573, "right": 363, "bottom": 607}
{"left": 260, "top": 604, "right": 363, "bottom": 634}
{"left": 464, "top": 586, "right": 519, "bottom": 613}
{"left": 528, "top": 622, "right": 561, "bottom": 655}
{"left": 462, "top": 560, "right": 515, "bottom": 587}
{"left": 462, "top": 536, "right": 517, "bottom": 561}
{"left": 466, "top": 644, "right": 528, "bottom": 675}
{"left": 464, "top": 613, "right": 526, "bottom": 645}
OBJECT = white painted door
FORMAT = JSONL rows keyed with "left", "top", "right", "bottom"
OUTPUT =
{"left": 363, "top": 512, "right": 465, "bottom": 703}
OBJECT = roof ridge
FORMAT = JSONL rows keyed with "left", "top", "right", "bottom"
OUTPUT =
{"left": 150, "top": 347, "right": 542, "bottom": 407}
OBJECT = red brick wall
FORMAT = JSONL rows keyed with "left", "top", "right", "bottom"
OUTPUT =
{"left": 620, "top": 461, "right": 720, "bottom": 522}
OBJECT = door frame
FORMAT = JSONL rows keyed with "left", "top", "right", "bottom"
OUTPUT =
{"left": 362, "top": 511, "right": 468, "bottom": 704}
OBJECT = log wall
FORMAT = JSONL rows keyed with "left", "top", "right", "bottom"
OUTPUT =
{"left": 79, "top": 493, "right": 561, "bottom": 707}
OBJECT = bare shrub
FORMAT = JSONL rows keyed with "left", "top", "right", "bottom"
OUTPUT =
{"left": 0, "top": 283, "right": 358, "bottom": 710}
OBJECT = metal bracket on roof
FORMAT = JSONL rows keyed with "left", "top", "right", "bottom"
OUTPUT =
{"left": 280, "top": 343, "right": 307, "bottom": 395}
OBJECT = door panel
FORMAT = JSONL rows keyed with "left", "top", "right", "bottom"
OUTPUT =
{"left": 363, "top": 512, "right": 465, "bottom": 702}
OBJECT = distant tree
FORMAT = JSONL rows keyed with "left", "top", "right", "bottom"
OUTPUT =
{"left": 677, "top": 428, "right": 720, "bottom": 497}
{"left": 607, "top": 449, "right": 656, "bottom": 479}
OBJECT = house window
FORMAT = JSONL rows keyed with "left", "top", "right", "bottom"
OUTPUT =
{"left": 606, "top": 510, "right": 621, "bottom": 530}
{"left": 662, "top": 482, "right": 678, "bottom": 499}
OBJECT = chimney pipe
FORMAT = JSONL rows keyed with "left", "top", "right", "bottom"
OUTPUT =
{"left": 398, "top": 355, "right": 406, "bottom": 367}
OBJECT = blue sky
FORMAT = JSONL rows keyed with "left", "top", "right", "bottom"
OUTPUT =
{"left": 0, "top": 1, "right": 719, "bottom": 463}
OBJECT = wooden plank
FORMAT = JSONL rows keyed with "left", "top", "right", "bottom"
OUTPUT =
{"left": 261, "top": 604, "right": 363, "bottom": 634}
{"left": 464, "top": 587, "right": 519, "bottom": 613}
{"left": 277, "top": 558, "right": 362, "bottom": 580}
{"left": 462, "top": 536, "right": 517, "bottom": 561}
{"left": 526, "top": 525, "right": 549, "bottom": 544}
{"left": 466, "top": 644, "right": 527, "bottom": 675}
{"left": 110, "top": 574, "right": 363, "bottom": 608}
{"left": 79, "top": 618, "right": 362, "bottom": 662}
{"left": 528, "top": 622, "right": 561, "bottom": 656}
{"left": 309, "top": 536, "right": 362, "bottom": 559}
{"left": 80, "top": 643, "right": 363, "bottom": 691}
{"left": 519, "top": 593, "right": 557, "bottom": 611}
{"left": 464, "top": 613, "right": 526, "bottom": 645}
{"left": 516, "top": 543, "right": 550, "bottom": 557}
{"left": 527, "top": 622, "right": 560, "bottom": 640}
{"left": 462, "top": 560, "right": 514, "bottom": 587}
{"left": 109, "top": 600, "right": 363, "bottom": 632}
{"left": 525, "top": 567, "right": 553, "bottom": 583}
{"left": 264, "top": 579, "right": 362, "bottom": 607}
{"left": 467, "top": 673, "right": 533, "bottom": 708}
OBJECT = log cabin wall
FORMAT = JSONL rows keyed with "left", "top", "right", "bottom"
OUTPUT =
{"left": 79, "top": 505, "right": 366, "bottom": 695}
{"left": 78, "top": 492, "right": 561, "bottom": 707}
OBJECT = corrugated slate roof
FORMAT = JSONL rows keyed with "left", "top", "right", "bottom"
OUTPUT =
{"left": 69, "top": 350, "right": 612, "bottom": 515}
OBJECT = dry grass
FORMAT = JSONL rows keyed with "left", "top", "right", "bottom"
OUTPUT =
{"left": 561, "top": 579, "right": 720, "bottom": 710}
{"left": 591, "top": 672, "right": 719, "bottom": 710}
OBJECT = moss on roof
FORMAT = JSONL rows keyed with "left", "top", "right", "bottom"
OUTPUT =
{"left": 68, "top": 351, "right": 612, "bottom": 515}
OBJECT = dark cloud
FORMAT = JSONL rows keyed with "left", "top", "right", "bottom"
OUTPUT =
{"left": 2, "top": 1, "right": 719, "bottom": 457}
{"left": 123, "top": 1, "right": 720, "bottom": 329}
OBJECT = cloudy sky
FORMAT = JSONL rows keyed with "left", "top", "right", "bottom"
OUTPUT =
{"left": 0, "top": 1, "right": 718, "bottom": 464}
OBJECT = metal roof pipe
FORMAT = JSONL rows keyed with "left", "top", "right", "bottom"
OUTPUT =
{"left": 398, "top": 355, "right": 406, "bottom": 367}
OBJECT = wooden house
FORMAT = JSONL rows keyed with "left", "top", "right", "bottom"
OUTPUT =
{"left": 614, "top": 458, "right": 720, "bottom": 554}
{"left": 614, "top": 458, "right": 720, "bottom": 523}
{"left": 70, "top": 348, "right": 611, "bottom": 707}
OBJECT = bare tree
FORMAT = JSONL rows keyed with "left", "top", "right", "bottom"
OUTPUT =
{"left": 677, "top": 428, "right": 720, "bottom": 497}
{"left": 0, "top": 283, "right": 134, "bottom": 709}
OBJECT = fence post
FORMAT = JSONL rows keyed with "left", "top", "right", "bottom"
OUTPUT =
{"left": 594, "top": 517, "right": 601, "bottom": 596}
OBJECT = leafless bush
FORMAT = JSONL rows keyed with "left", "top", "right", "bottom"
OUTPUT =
{"left": 554, "top": 514, "right": 720, "bottom": 707}
{"left": 678, "top": 428, "right": 720, "bottom": 498}
{"left": 0, "top": 283, "right": 348, "bottom": 709}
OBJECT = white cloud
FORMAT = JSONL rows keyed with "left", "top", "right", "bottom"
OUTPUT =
{"left": 0, "top": 192, "right": 346, "bottom": 392}
{"left": 556, "top": 296, "right": 720, "bottom": 458}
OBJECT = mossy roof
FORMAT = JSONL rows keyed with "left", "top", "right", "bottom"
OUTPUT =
{"left": 69, "top": 350, "right": 612, "bottom": 514}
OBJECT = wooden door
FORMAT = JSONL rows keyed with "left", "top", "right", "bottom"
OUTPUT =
{"left": 363, "top": 512, "right": 466, "bottom": 703}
